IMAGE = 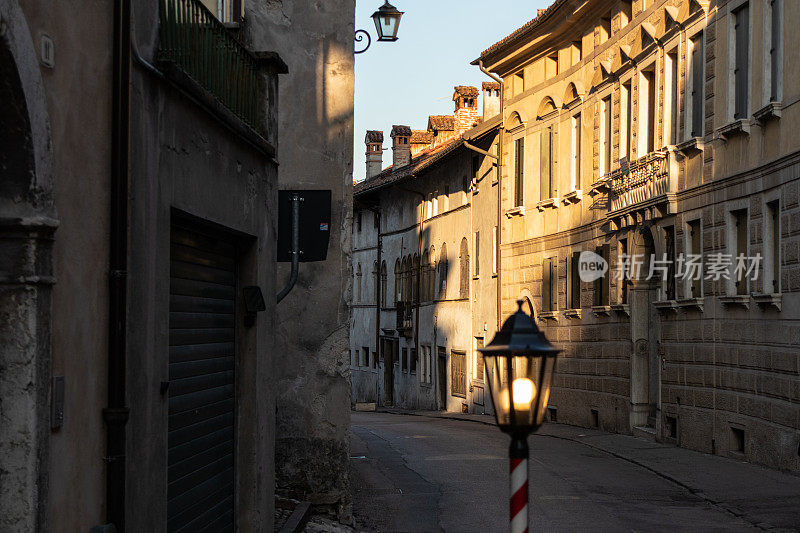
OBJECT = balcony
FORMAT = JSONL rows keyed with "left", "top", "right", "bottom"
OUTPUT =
{"left": 605, "top": 150, "right": 677, "bottom": 230}
{"left": 395, "top": 301, "right": 413, "bottom": 336}
{"left": 157, "top": 0, "right": 270, "bottom": 137}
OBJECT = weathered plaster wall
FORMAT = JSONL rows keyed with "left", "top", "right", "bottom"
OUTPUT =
{"left": 246, "top": 0, "right": 355, "bottom": 513}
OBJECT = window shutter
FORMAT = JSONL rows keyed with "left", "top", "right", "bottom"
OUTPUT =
{"left": 770, "top": 0, "right": 780, "bottom": 101}
{"left": 540, "top": 128, "right": 552, "bottom": 200}
{"left": 550, "top": 259, "right": 558, "bottom": 311}
{"left": 515, "top": 138, "right": 524, "bottom": 207}
{"left": 571, "top": 251, "right": 581, "bottom": 309}
{"left": 542, "top": 258, "right": 552, "bottom": 312}
{"left": 602, "top": 245, "right": 610, "bottom": 305}
{"left": 736, "top": 211, "right": 748, "bottom": 295}
{"left": 691, "top": 36, "right": 704, "bottom": 137}
{"left": 734, "top": 5, "right": 749, "bottom": 119}
{"left": 689, "top": 221, "right": 702, "bottom": 298}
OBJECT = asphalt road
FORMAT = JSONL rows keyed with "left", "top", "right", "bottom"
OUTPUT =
{"left": 349, "top": 412, "right": 800, "bottom": 533}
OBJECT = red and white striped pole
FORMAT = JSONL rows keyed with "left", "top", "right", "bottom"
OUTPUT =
{"left": 509, "top": 436, "right": 529, "bottom": 533}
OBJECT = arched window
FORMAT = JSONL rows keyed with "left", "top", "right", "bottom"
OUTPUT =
{"left": 412, "top": 254, "right": 420, "bottom": 303}
{"left": 438, "top": 244, "right": 448, "bottom": 299}
{"left": 372, "top": 261, "right": 379, "bottom": 305}
{"left": 537, "top": 96, "right": 558, "bottom": 118}
{"left": 355, "top": 263, "right": 362, "bottom": 303}
{"left": 422, "top": 248, "right": 429, "bottom": 301}
{"left": 380, "top": 261, "right": 387, "bottom": 307}
{"left": 394, "top": 259, "right": 401, "bottom": 305}
{"left": 400, "top": 257, "right": 408, "bottom": 302}
{"left": 459, "top": 238, "right": 470, "bottom": 299}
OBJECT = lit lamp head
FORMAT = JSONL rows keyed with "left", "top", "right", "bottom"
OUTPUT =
{"left": 371, "top": 1, "right": 404, "bottom": 42}
{"left": 479, "top": 300, "right": 561, "bottom": 436}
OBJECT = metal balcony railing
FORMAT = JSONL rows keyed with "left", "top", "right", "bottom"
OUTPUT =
{"left": 395, "top": 301, "right": 412, "bottom": 331}
{"left": 609, "top": 151, "right": 671, "bottom": 213}
{"left": 158, "top": 0, "right": 263, "bottom": 135}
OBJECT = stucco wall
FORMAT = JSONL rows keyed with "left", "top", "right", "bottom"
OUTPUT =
{"left": 246, "top": 0, "right": 355, "bottom": 513}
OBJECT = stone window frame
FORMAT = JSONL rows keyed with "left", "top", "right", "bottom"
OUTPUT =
{"left": 724, "top": 0, "right": 754, "bottom": 124}
{"left": 684, "top": 20, "right": 706, "bottom": 141}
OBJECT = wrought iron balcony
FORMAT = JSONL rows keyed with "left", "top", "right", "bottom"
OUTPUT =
{"left": 158, "top": 0, "right": 264, "bottom": 135}
{"left": 605, "top": 150, "right": 677, "bottom": 230}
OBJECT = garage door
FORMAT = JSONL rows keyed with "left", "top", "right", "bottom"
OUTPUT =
{"left": 168, "top": 223, "right": 236, "bottom": 532}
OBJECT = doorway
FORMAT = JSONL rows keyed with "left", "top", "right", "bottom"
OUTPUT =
{"left": 437, "top": 346, "right": 447, "bottom": 410}
{"left": 382, "top": 338, "right": 394, "bottom": 406}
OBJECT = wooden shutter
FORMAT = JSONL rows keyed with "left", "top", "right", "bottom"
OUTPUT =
{"left": 515, "top": 138, "right": 524, "bottom": 207}
{"left": 735, "top": 210, "right": 748, "bottom": 295}
{"left": 570, "top": 251, "right": 581, "bottom": 309}
{"left": 770, "top": 0, "right": 780, "bottom": 101}
{"left": 550, "top": 258, "right": 558, "bottom": 311}
{"left": 542, "top": 257, "right": 552, "bottom": 312}
{"left": 593, "top": 245, "right": 610, "bottom": 305}
{"left": 475, "top": 338, "right": 485, "bottom": 381}
{"left": 665, "top": 227, "right": 676, "bottom": 300}
{"left": 168, "top": 224, "right": 236, "bottom": 532}
{"left": 734, "top": 5, "right": 749, "bottom": 119}
{"left": 770, "top": 201, "right": 780, "bottom": 292}
{"left": 540, "top": 128, "right": 552, "bottom": 200}
{"left": 475, "top": 231, "right": 480, "bottom": 276}
{"left": 451, "top": 351, "right": 466, "bottom": 398}
{"left": 691, "top": 35, "right": 704, "bottom": 136}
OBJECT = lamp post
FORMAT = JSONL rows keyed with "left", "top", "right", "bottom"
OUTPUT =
{"left": 479, "top": 300, "right": 561, "bottom": 533}
{"left": 355, "top": 1, "right": 404, "bottom": 54}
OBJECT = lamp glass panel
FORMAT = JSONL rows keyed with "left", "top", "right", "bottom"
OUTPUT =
{"left": 484, "top": 353, "right": 555, "bottom": 430}
{"left": 373, "top": 13, "right": 400, "bottom": 41}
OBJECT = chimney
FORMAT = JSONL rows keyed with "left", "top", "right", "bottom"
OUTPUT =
{"left": 365, "top": 130, "right": 384, "bottom": 179}
{"left": 482, "top": 82, "right": 501, "bottom": 119}
{"left": 390, "top": 125, "right": 412, "bottom": 168}
{"left": 453, "top": 86, "right": 479, "bottom": 137}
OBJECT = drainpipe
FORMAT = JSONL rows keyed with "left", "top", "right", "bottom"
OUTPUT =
{"left": 477, "top": 60, "right": 504, "bottom": 331}
{"left": 105, "top": 0, "right": 131, "bottom": 530}
{"left": 277, "top": 193, "right": 300, "bottom": 303}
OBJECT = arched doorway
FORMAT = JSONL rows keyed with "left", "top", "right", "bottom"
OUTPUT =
{"left": 0, "top": 4, "right": 56, "bottom": 529}
{"left": 627, "top": 226, "right": 660, "bottom": 431}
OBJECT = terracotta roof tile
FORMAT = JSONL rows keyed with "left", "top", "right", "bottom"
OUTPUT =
{"left": 411, "top": 130, "right": 434, "bottom": 144}
{"left": 427, "top": 115, "right": 454, "bottom": 131}
{"left": 391, "top": 125, "right": 412, "bottom": 137}
{"left": 477, "top": 0, "right": 568, "bottom": 61}
{"left": 453, "top": 85, "right": 479, "bottom": 98}
{"left": 365, "top": 130, "right": 384, "bottom": 143}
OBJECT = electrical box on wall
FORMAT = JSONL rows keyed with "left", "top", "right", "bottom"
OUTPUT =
{"left": 277, "top": 190, "right": 331, "bottom": 262}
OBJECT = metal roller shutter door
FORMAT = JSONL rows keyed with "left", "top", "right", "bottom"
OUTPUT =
{"left": 168, "top": 223, "right": 236, "bottom": 532}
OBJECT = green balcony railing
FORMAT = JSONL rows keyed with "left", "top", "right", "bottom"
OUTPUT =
{"left": 158, "top": 0, "right": 263, "bottom": 135}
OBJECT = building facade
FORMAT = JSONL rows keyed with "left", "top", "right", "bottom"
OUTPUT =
{"left": 352, "top": 86, "right": 501, "bottom": 415}
{"left": 476, "top": 0, "right": 799, "bottom": 472}
{"left": 0, "top": 0, "right": 352, "bottom": 530}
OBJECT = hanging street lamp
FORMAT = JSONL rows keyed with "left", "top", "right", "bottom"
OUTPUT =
{"left": 479, "top": 300, "right": 561, "bottom": 533}
{"left": 355, "top": 1, "right": 404, "bottom": 54}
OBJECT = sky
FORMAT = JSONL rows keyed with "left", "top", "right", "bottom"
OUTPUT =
{"left": 353, "top": 0, "right": 550, "bottom": 182}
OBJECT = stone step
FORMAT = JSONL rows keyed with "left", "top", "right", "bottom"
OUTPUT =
{"left": 633, "top": 425, "right": 656, "bottom": 441}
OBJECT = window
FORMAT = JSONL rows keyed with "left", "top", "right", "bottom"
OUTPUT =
{"left": 474, "top": 231, "right": 480, "bottom": 277}
{"left": 514, "top": 138, "right": 525, "bottom": 207}
{"left": 410, "top": 348, "right": 417, "bottom": 373}
{"left": 412, "top": 254, "right": 420, "bottom": 303}
{"left": 356, "top": 211, "right": 362, "bottom": 232}
{"left": 567, "top": 251, "right": 581, "bottom": 309}
{"left": 571, "top": 40, "right": 582, "bottom": 65}
{"left": 687, "top": 220, "right": 702, "bottom": 298}
{"left": 372, "top": 351, "right": 377, "bottom": 369}
{"left": 639, "top": 68, "right": 656, "bottom": 155}
{"left": 689, "top": 33, "right": 704, "bottom": 137}
{"left": 732, "top": 4, "right": 750, "bottom": 119}
{"left": 570, "top": 113, "right": 581, "bottom": 191}
{"left": 540, "top": 126, "right": 554, "bottom": 200}
{"left": 459, "top": 237, "right": 470, "bottom": 299}
{"left": 621, "top": 82, "right": 632, "bottom": 161}
{"left": 475, "top": 338, "right": 485, "bottom": 381}
{"left": 767, "top": 0, "right": 782, "bottom": 102}
{"left": 355, "top": 263, "right": 361, "bottom": 303}
{"left": 546, "top": 52, "right": 559, "bottom": 77}
{"left": 601, "top": 96, "right": 612, "bottom": 175}
{"left": 401, "top": 347, "right": 407, "bottom": 372}
{"left": 361, "top": 347, "right": 369, "bottom": 367}
{"left": 664, "top": 226, "right": 676, "bottom": 300}
{"left": 765, "top": 200, "right": 780, "bottom": 293}
{"left": 512, "top": 71, "right": 524, "bottom": 96}
{"left": 599, "top": 16, "right": 611, "bottom": 43}
{"left": 394, "top": 259, "right": 401, "bottom": 304}
{"left": 380, "top": 261, "right": 387, "bottom": 307}
{"left": 372, "top": 261, "right": 379, "bottom": 305}
{"left": 621, "top": 0, "right": 633, "bottom": 27}
{"left": 664, "top": 50, "right": 679, "bottom": 145}
{"left": 593, "top": 245, "right": 610, "bottom": 305}
{"left": 619, "top": 238, "right": 630, "bottom": 303}
{"left": 421, "top": 249, "right": 430, "bottom": 302}
{"left": 492, "top": 226, "right": 498, "bottom": 275}
{"left": 451, "top": 350, "right": 467, "bottom": 398}
{"left": 438, "top": 244, "right": 448, "bottom": 298}
{"left": 542, "top": 257, "right": 558, "bottom": 312}
{"left": 730, "top": 209, "right": 749, "bottom": 295}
